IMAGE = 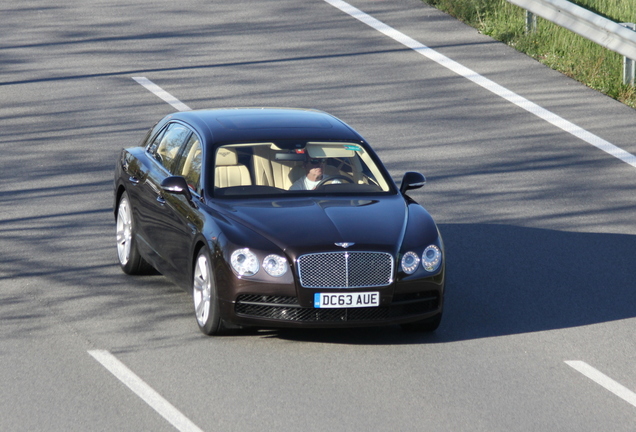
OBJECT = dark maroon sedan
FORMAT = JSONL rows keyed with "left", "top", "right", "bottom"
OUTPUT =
{"left": 114, "top": 108, "right": 444, "bottom": 335}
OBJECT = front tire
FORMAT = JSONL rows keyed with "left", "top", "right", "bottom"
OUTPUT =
{"left": 192, "top": 249, "right": 228, "bottom": 335}
{"left": 116, "top": 191, "right": 153, "bottom": 275}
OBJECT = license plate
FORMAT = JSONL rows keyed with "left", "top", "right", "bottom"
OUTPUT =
{"left": 314, "top": 292, "right": 380, "bottom": 308}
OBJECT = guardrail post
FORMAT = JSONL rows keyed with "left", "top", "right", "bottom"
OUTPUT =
{"left": 525, "top": 10, "right": 537, "bottom": 34}
{"left": 507, "top": 0, "right": 636, "bottom": 61}
{"left": 621, "top": 23, "right": 636, "bottom": 85}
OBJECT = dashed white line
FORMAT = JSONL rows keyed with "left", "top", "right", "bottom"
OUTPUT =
{"left": 131, "top": 2, "right": 636, "bottom": 169}
{"left": 88, "top": 350, "right": 205, "bottom": 432}
{"left": 323, "top": 0, "right": 636, "bottom": 169}
{"left": 566, "top": 360, "right": 636, "bottom": 408}
{"left": 133, "top": 77, "right": 191, "bottom": 112}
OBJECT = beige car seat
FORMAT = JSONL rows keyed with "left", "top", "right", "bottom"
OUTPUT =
{"left": 214, "top": 148, "right": 252, "bottom": 188}
{"left": 252, "top": 146, "right": 301, "bottom": 190}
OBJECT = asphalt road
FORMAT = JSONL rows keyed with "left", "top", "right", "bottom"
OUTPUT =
{"left": 2, "top": 0, "right": 636, "bottom": 430}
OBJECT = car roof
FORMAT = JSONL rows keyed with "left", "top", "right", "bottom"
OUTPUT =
{"left": 168, "top": 108, "right": 365, "bottom": 147}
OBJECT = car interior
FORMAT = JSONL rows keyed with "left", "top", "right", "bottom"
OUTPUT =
{"left": 212, "top": 142, "right": 391, "bottom": 196}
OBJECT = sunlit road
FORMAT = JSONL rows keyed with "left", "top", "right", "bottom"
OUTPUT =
{"left": 2, "top": 0, "right": 636, "bottom": 430}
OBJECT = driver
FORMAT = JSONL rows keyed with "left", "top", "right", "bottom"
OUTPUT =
{"left": 289, "top": 157, "right": 341, "bottom": 190}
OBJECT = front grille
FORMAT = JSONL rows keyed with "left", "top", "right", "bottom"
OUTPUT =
{"left": 234, "top": 291, "right": 438, "bottom": 323}
{"left": 297, "top": 252, "right": 393, "bottom": 288}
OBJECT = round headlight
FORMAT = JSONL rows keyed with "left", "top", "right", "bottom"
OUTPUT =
{"left": 401, "top": 251, "right": 420, "bottom": 274}
{"left": 263, "top": 254, "right": 288, "bottom": 277}
{"left": 230, "top": 248, "right": 259, "bottom": 277}
{"left": 422, "top": 245, "right": 442, "bottom": 272}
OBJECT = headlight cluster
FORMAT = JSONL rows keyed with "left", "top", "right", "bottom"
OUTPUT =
{"left": 400, "top": 245, "right": 441, "bottom": 274}
{"left": 230, "top": 248, "right": 288, "bottom": 277}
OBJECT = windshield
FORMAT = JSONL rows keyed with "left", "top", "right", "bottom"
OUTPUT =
{"left": 212, "top": 142, "right": 393, "bottom": 197}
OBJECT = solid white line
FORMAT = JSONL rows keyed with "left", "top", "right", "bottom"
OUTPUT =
{"left": 565, "top": 360, "right": 636, "bottom": 408}
{"left": 88, "top": 350, "right": 205, "bottom": 432}
{"left": 323, "top": 0, "right": 636, "bottom": 169}
{"left": 133, "top": 77, "right": 192, "bottom": 112}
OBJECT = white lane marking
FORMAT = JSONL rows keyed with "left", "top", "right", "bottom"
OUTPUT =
{"left": 565, "top": 360, "right": 636, "bottom": 408}
{"left": 88, "top": 350, "right": 205, "bottom": 432}
{"left": 323, "top": 0, "right": 636, "bottom": 169}
{"left": 133, "top": 77, "right": 191, "bottom": 112}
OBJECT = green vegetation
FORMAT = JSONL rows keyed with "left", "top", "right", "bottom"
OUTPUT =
{"left": 423, "top": 0, "right": 636, "bottom": 108}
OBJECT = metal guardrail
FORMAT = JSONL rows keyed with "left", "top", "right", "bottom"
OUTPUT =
{"left": 507, "top": 0, "right": 636, "bottom": 84}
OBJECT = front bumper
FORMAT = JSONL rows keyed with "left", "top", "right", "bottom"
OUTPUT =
{"left": 220, "top": 277, "right": 444, "bottom": 329}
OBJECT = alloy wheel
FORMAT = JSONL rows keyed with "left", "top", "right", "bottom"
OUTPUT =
{"left": 116, "top": 197, "right": 132, "bottom": 266}
{"left": 193, "top": 253, "right": 211, "bottom": 326}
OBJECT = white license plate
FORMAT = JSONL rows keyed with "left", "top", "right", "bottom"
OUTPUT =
{"left": 314, "top": 292, "right": 380, "bottom": 308}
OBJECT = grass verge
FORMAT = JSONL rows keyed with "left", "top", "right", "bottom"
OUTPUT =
{"left": 423, "top": 0, "right": 636, "bottom": 108}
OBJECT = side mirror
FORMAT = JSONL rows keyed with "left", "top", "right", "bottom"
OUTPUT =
{"left": 400, "top": 171, "right": 426, "bottom": 194}
{"left": 161, "top": 176, "right": 194, "bottom": 204}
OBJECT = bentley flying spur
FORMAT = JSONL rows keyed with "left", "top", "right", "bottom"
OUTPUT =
{"left": 114, "top": 108, "right": 445, "bottom": 335}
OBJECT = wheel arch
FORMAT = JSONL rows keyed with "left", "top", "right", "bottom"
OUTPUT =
{"left": 114, "top": 184, "right": 127, "bottom": 217}
{"left": 190, "top": 239, "right": 209, "bottom": 289}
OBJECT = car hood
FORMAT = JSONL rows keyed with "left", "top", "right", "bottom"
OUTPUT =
{"left": 215, "top": 195, "right": 409, "bottom": 255}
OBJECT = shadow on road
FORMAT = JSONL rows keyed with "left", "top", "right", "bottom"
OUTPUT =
{"left": 270, "top": 223, "right": 636, "bottom": 345}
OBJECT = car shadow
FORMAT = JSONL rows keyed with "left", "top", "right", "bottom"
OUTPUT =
{"left": 269, "top": 223, "right": 636, "bottom": 345}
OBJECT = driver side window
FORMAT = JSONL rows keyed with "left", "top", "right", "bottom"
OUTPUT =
{"left": 147, "top": 123, "right": 191, "bottom": 174}
{"left": 175, "top": 134, "right": 202, "bottom": 194}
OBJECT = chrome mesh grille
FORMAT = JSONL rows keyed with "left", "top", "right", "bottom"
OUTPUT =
{"left": 297, "top": 252, "right": 393, "bottom": 288}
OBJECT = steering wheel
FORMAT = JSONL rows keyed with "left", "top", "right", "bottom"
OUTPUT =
{"left": 315, "top": 175, "right": 355, "bottom": 188}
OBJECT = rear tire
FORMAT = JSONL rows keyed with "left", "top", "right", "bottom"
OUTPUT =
{"left": 192, "top": 248, "right": 228, "bottom": 336}
{"left": 401, "top": 313, "right": 442, "bottom": 332}
{"left": 116, "top": 191, "right": 154, "bottom": 275}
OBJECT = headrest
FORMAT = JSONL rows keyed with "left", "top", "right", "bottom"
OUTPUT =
{"left": 216, "top": 148, "right": 238, "bottom": 166}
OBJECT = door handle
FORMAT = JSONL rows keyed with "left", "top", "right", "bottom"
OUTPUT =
{"left": 156, "top": 195, "right": 166, "bottom": 205}
{"left": 128, "top": 176, "right": 140, "bottom": 185}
